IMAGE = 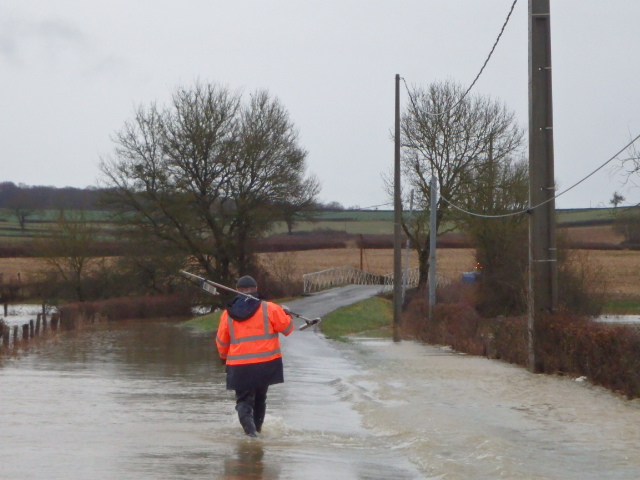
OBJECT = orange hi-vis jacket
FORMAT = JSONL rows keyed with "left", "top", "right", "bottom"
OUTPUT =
{"left": 216, "top": 300, "right": 294, "bottom": 366}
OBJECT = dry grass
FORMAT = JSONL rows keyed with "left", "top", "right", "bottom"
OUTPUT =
{"left": 559, "top": 225, "right": 625, "bottom": 244}
{"left": 588, "top": 250, "right": 640, "bottom": 297}
{"left": 2, "top": 245, "right": 640, "bottom": 298}
{"left": 0, "top": 257, "right": 49, "bottom": 282}
{"left": 258, "top": 248, "right": 477, "bottom": 282}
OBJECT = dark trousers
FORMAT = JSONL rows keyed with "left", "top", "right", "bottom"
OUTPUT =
{"left": 235, "top": 385, "right": 269, "bottom": 434}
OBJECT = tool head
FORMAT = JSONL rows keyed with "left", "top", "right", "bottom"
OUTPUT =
{"left": 299, "top": 318, "right": 321, "bottom": 331}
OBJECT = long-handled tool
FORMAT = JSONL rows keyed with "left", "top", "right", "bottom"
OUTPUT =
{"left": 180, "top": 270, "right": 321, "bottom": 331}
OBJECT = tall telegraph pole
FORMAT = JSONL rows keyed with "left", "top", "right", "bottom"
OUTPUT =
{"left": 393, "top": 74, "right": 403, "bottom": 338}
{"left": 528, "top": 0, "right": 558, "bottom": 371}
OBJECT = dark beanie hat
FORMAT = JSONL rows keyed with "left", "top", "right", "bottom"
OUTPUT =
{"left": 236, "top": 275, "right": 257, "bottom": 288}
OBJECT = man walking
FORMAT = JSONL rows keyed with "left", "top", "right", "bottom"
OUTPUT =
{"left": 216, "top": 275, "right": 294, "bottom": 437}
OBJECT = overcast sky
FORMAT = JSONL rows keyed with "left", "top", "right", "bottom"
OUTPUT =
{"left": 2, "top": 1, "right": 639, "bottom": 209}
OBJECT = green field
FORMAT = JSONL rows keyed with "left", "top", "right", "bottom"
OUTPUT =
{"left": 1, "top": 206, "right": 635, "bottom": 243}
{"left": 0, "top": 208, "right": 118, "bottom": 242}
{"left": 273, "top": 207, "right": 634, "bottom": 235}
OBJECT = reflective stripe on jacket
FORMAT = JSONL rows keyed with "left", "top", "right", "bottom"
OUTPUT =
{"left": 216, "top": 301, "right": 294, "bottom": 366}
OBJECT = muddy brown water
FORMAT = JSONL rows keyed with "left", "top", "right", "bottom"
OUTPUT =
{"left": 2, "top": 286, "right": 640, "bottom": 479}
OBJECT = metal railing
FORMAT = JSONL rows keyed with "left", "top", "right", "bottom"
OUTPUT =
{"left": 381, "top": 267, "right": 452, "bottom": 293}
{"left": 302, "top": 266, "right": 384, "bottom": 294}
{"left": 302, "top": 266, "right": 453, "bottom": 294}
{"left": 381, "top": 267, "right": 419, "bottom": 292}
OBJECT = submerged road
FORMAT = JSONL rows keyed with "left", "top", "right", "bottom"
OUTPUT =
{"left": 1, "top": 285, "right": 640, "bottom": 479}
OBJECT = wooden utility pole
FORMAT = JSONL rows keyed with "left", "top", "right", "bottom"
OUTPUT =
{"left": 528, "top": 0, "right": 558, "bottom": 372}
{"left": 393, "top": 74, "right": 403, "bottom": 338}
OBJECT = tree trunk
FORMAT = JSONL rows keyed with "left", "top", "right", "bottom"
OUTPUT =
{"left": 417, "top": 237, "right": 430, "bottom": 289}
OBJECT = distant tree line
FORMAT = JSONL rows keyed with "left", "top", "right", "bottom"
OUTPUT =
{"left": 0, "top": 182, "right": 104, "bottom": 210}
{"left": 0, "top": 181, "right": 352, "bottom": 214}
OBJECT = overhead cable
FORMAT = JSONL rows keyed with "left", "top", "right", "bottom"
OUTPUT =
{"left": 403, "top": 0, "right": 519, "bottom": 118}
{"left": 439, "top": 131, "right": 640, "bottom": 219}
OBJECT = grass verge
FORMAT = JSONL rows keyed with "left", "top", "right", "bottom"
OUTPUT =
{"left": 179, "top": 295, "right": 393, "bottom": 340}
{"left": 320, "top": 295, "right": 393, "bottom": 341}
{"left": 180, "top": 310, "right": 223, "bottom": 331}
{"left": 603, "top": 296, "right": 640, "bottom": 315}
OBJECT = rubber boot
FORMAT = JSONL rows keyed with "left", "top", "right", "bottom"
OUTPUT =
{"left": 239, "top": 415, "right": 258, "bottom": 437}
{"left": 254, "top": 401, "right": 266, "bottom": 433}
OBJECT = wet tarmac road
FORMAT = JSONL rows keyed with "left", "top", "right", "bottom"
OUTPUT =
{"left": 2, "top": 285, "right": 640, "bottom": 479}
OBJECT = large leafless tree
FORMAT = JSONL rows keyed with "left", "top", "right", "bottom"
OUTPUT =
{"left": 100, "top": 82, "right": 319, "bottom": 286}
{"left": 398, "top": 80, "right": 525, "bottom": 287}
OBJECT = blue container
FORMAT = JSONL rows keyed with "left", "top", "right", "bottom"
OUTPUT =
{"left": 461, "top": 272, "right": 477, "bottom": 284}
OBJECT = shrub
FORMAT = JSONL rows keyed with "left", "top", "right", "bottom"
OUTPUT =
{"left": 259, "top": 252, "right": 303, "bottom": 297}
{"left": 402, "top": 295, "right": 484, "bottom": 355}
{"left": 473, "top": 221, "right": 529, "bottom": 317}
{"left": 613, "top": 207, "right": 640, "bottom": 246}
{"left": 58, "top": 293, "right": 192, "bottom": 329}
{"left": 486, "top": 315, "right": 528, "bottom": 365}
{"left": 556, "top": 248, "right": 607, "bottom": 316}
{"left": 536, "top": 313, "right": 640, "bottom": 398}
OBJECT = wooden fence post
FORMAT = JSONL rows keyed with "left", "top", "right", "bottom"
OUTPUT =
{"left": 13, "top": 325, "right": 18, "bottom": 344}
{"left": 36, "top": 316, "right": 41, "bottom": 335}
{"left": 22, "top": 324, "right": 29, "bottom": 342}
{"left": 2, "top": 330, "right": 9, "bottom": 346}
{"left": 29, "top": 319, "right": 35, "bottom": 338}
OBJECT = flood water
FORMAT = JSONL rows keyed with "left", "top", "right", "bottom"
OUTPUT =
{"left": 2, "top": 286, "right": 640, "bottom": 479}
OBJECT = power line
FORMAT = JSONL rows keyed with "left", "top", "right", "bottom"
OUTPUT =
{"left": 440, "top": 194, "right": 528, "bottom": 219}
{"left": 440, "top": 131, "right": 640, "bottom": 218}
{"left": 403, "top": 0, "right": 519, "bottom": 118}
{"left": 356, "top": 202, "right": 393, "bottom": 210}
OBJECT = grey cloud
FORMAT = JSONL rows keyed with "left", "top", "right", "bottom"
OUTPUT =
{"left": 0, "top": 35, "right": 17, "bottom": 61}
{"left": 37, "top": 19, "right": 87, "bottom": 44}
{"left": 0, "top": 13, "right": 126, "bottom": 76}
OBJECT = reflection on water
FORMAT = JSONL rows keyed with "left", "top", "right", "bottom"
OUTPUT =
{"left": 1, "top": 303, "right": 54, "bottom": 327}
{"left": 223, "top": 440, "right": 280, "bottom": 480}
{"left": 0, "top": 319, "right": 422, "bottom": 480}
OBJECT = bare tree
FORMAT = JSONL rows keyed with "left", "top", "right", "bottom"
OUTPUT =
{"left": 100, "top": 82, "right": 319, "bottom": 287}
{"left": 36, "top": 209, "right": 99, "bottom": 302}
{"left": 396, "top": 80, "right": 525, "bottom": 287}
{"left": 618, "top": 141, "right": 640, "bottom": 177}
{"left": 278, "top": 176, "right": 321, "bottom": 234}
{"left": 6, "top": 188, "right": 37, "bottom": 233}
{"left": 610, "top": 191, "right": 625, "bottom": 209}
